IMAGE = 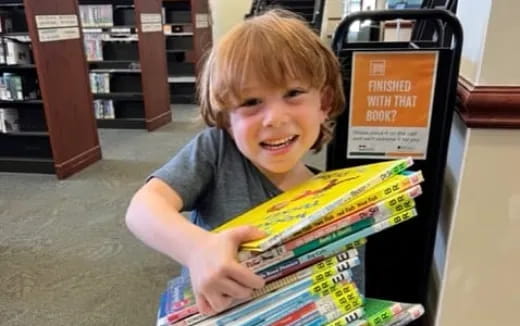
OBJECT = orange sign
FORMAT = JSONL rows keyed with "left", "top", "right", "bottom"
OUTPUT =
{"left": 347, "top": 51, "right": 438, "bottom": 159}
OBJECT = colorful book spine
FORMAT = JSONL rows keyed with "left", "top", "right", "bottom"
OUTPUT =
{"left": 259, "top": 208, "right": 418, "bottom": 281}
{"left": 225, "top": 280, "right": 358, "bottom": 326}
{"left": 285, "top": 185, "right": 421, "bottom": 250}
{"left": 306, "top": 306, "right": 364, "bottom": 326}
{"left": 236, "top": 170, "right": 423, "bottom": 263}
{"left": 289, "top": 170, "right": 424, "bottom": 240}
{"left": 244, "top": 157, "right": 414, "bottom": 251}
{"left": 217, "top": 271, "right": 355, "bottom": 326}
{"left": 280, "top": 290, "right": 363, "bottom": 326}
{"left": 386, "top": 304, "right": 424, "bottom": 326}
{"left": 246, "top": 185, "right": 421, "bottom": 273}
{"left": 244, "top": 219, "right": 370, "bottom": 272}
{"left": 255, "top": 248, "right": 362, "bottom": 297}
{"left": 322, "top": 307, "right": 365, "bottom": 326}
{"left": 172, "top": 249, "right": 363, "bottom": 326}
{"left": 268, "top": 284, "right": 363, "bottom": 326}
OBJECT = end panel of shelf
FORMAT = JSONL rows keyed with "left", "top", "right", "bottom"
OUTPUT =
{"left": 134, "top": 0, "right": 171, "bottom": 131}
{"left": 24, "top": 0, "right": 102, "bottom": 178}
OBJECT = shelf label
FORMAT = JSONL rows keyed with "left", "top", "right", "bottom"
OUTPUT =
{"left": 140, "top": 13, "right": 162, "bottom": 24}
{"left": 195, "top": 14, "right": 209, "bottom": 29}
{"left": 36, "top": 15, "right": 78, "bottom": 29}
{"left": 38, "top": 27, "right": 80, "bottom": 43}
{"left": 142, "top": 23, "right": 162, "bottom": 33}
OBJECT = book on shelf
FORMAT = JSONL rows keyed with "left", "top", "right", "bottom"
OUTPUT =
{"left": 90, "top": 73, "right": 110, "bottom": 94}
{"left": 156, "top": 158, "right": 425, "bottom": 326}
{"left": 0, "top": 72, "right": 39, "bottom": 101}
{"left": 83, "top": 33, "right": 104, "bottom": 61}
{"left": 0, "top": 15, "right": 14, "bottom": 34}
{"left": 79, "top": 5, "right": 114, "bottom": 28}
{"left": 93, "top": 99, "right": 115, "bottom": 119}
{"left": 0, "top": 107, "right": 19, "bottom": 133}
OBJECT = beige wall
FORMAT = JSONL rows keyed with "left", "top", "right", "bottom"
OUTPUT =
{"left": 456, "top": 0, "right": 492, "bottom": 84}
{"left": 209, "top": 0, "right": 252, "bottom": 42}
{"left": 436, "top": 126, "right": 520, "bottom": 326}
{"left": 478, "top": 0, "right": 520, "bottom": 85}
{"left": 434, "top": 0, "right": 520, "bottom": 325}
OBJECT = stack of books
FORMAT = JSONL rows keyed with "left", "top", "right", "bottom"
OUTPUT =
{"left": 157, "top": 158, "right": 426, "bottom": 326}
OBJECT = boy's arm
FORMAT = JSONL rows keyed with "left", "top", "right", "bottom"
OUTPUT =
{"left": 125, "top": 178, "right": 265, "bottom": 314}
{"left": 125, "top": 177, "right": 209, "bottom": 265}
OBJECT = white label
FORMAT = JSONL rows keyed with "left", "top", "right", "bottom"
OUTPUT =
{"left": 38, "top": 28, "right": 61, "bottom": 42}
{"left": 59, "top": 27, "right": 80, "bottom": 40}
{"left": 36, "top": 15, "right": 78, "bottom": 29}
{"left": 142, "top": 23, "right": 162, "bottom": 33}
{"left": 111, "top": 27, "right": 131, "bottom": 34}
{"left": 38, "top": 27, "right": 80, "bottom": 42}
{"left": 195, "top": 13, "right": 209, "bottom": 28}
{"left": 140, "top": 13, "right": 162, "bottom": 24}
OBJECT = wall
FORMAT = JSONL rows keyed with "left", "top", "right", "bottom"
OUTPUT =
{"left": 209, "top": 0, "right": 252, "bottom": 42}
{"left": 478, "top": 0, "right": 520, "bottom": 85}
{"left": 433, "top": 0, "right": 520, "bottom": 325}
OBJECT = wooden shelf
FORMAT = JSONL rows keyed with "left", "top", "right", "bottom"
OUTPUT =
{"left": 0, "top": 156, "right": 55, "bottom": 174}
{"left": 1, "top": 131, "right": 48, "bottom": 137}
{"left": 93, "top": 92, "right": 143, "bottom": 100}
{"left": 0, "top": 64, "right": 36, "bottom": 70}
{"left": 0, "top": 0, "right": 103, "bottom": 178}
{"left": 168, "top": 75, "right": 195, "bottom": 83}
{"left": 0, "top": 99, "right": 43, "bottom": 105}
{"left": 90, "top": 68, "right": 141, "bottom": 73}
{"left": 97, "top": 117, "right": 146, "bottom": 129}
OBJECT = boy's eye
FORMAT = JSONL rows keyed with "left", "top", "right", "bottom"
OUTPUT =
{"left": 239, "top": 98, "right": 262, "bottom": 107}
{"left": 285, "top": 88, "right": 306, "bottom": 98}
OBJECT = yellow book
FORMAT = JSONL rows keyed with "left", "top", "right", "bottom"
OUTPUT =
{"left": 213, "top": 157, "right": 414, "bottom": 252}
{"left": 288, "top": 170, "right": 424, "bottom": 239}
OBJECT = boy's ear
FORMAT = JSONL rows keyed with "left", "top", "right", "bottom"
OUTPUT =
{"left": 320, "top": 86, "right": 333, "bottom": 115}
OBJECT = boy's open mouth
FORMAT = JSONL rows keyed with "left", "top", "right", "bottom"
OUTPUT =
{"left": 260, "top": 135, "right": 299, "bottom": 150}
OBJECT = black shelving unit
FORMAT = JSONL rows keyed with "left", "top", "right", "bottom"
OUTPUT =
{"left": 79, "top": 0, "right": 146, "bottom": 129}
{"left": 0, "top": 1, "right": 50, "bottom": 174}
{"left": 162, "top": 0, "right": 196, "bottom": 104}
{"left": 246, "top": 0, "right": 325, "bottom": 33}
{"left": 0, "top": 0, "right": 101, "bottom": 178}
{"left": 80, "top": 0, "right": 171, "bottom": 130}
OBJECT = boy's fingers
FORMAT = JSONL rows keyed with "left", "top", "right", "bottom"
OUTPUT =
{"left": 228, "top": 263, "right": 265, "bottom": 289}
{"left": 206, "top": 293, "right": 232, "bottom": 313}
{"left": 226, "top": 226, "right": 266, "bottom": 246}
{"left": 216, "top": 278, "right": 253, "bottom": 299}
{"left": 196, "top": 294, "right": 215, "bottom": 316}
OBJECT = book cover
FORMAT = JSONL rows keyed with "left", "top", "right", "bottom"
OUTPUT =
{"left": 214, "top": 158, "right": 414, "bottom": 252}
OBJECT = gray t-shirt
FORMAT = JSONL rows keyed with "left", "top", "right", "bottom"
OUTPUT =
{"left": 150, "top": 127, "right": 364, "bottom": 292}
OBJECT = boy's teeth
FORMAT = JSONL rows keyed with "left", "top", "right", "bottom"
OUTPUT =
{"left": 264, "top": 136, "right": 293, "bottom": 146}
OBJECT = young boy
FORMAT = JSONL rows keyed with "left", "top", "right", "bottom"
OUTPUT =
{"left": 125, "top": 9, "right": 361, "bottom": 316}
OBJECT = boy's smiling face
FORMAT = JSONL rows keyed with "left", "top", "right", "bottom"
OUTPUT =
{"left": 227, "top": 82, "right": 329, "bottom": 177}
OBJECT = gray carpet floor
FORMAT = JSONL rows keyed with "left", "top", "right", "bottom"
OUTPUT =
{"left": 0, "top": 104, "right": 326, "bottom": 326}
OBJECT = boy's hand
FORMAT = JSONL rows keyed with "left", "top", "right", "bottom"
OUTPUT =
{"left": 187, "top": 226, "right": 266, "bottom": 315}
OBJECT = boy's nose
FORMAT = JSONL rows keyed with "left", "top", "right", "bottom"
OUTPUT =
{"left": 262, "top": 103, "right": 290, "bottom": 128}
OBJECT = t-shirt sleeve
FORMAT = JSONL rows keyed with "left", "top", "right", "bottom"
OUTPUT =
{"left": 148, "top": 128, "right": 218, "bottom": 212}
